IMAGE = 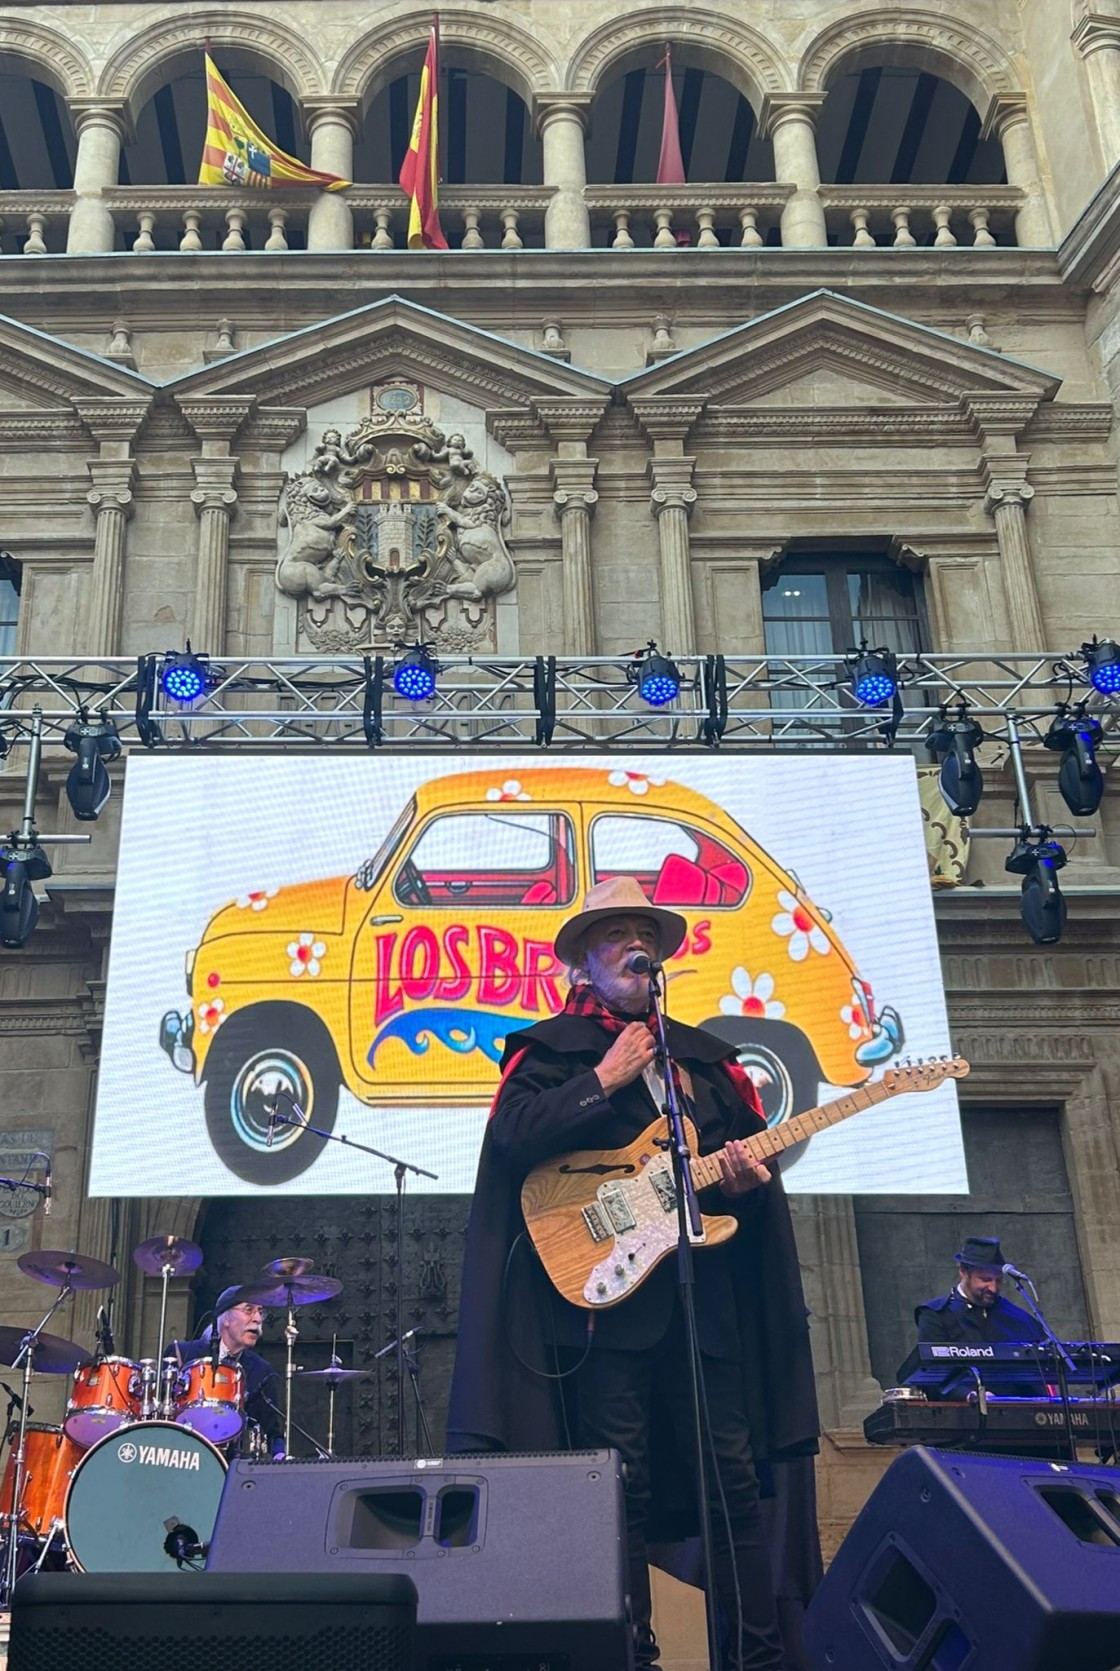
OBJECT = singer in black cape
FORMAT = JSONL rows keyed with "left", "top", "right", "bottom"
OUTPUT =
{"left": 447, "top": 895, "right": 822, "bottom": 1668}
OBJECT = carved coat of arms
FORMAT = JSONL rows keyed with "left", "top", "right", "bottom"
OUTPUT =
{"left": 275, "top": 408, "right": 516, "bottom": 653}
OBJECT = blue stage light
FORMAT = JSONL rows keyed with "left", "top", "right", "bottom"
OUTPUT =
{"left": 1085, "top": 637, "right": 1120, "bottom": 695}
{"left": 852, "top": 651, "right": 898, "bottom": 708}
{"left": 630, "top": 644, "right": 681, "bottom": 708}
{"left": 393, "top": 645, "right": 437, "bottom": 701}
{"left": 161, "top": 648, "right": 208, "bottom": 703}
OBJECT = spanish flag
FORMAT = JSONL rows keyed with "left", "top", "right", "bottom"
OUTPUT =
{"left": 198, "top": 54, "right": 349, "bottom": 190}
{"left": 398, "top": 19, "right": 448, "bottom": 249}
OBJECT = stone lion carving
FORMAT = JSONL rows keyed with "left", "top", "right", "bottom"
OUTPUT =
{"left": 436, "top": 475, "right": 516, "bottom": 603}
{"left": 275, "top": 472, "right": 356, "bottom": 601}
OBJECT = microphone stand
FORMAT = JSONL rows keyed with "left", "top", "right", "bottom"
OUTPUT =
{"left": 645, "top": 963, "right": 722, "bottom": 1671}
{"left": 265, "top": 1092, "right": 437, "bottom": 1457}
{"left": 1006, "top": 1271, "right": 1078, "bottom": 1461}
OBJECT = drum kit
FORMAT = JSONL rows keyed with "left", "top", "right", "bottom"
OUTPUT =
{"left": 0, "top": 1237, "right": 368, "bottom": 1592}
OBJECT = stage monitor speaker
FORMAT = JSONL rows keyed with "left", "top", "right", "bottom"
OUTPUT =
{"left": 804, "top": 1445, "right": 1120, "bottom": 1671}
{"left": 207, "top": 1448, "right": 633, "bottom": 1671}
{"left": 8, "top": 1570, "right": 417, "bottom": 1671}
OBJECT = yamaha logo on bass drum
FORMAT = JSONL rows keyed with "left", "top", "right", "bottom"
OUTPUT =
{"left": 117, "top": 1438, "right": 202, "bottom": 1470}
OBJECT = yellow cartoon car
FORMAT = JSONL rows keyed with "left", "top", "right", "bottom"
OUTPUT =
{"left": 159, "top": 766, "right": 903, "bottom": 1183}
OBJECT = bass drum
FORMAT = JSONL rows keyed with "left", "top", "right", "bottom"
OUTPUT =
{"left": 64, "top": 1420, "right": 227, "bottom": 1573}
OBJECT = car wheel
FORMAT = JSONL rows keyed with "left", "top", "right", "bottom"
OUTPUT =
{"left": 204, "top": 1005, "right": 340, "bottom": 1185}
{"left": 700, "top": 1017, "right": 821, "bottom": 1170}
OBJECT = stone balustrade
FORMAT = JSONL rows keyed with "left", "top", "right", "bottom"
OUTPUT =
{"left": 0, "top": 191, "right": 75, "bottom": 254}
{"left": 819, "top": 184, "right": 1025, "bottom": 249}
{"left": 585, "top": 183, "right": 795, "bottom": 249}
{"left": 0, "top": 181, "right": 1027, "bottom": 255}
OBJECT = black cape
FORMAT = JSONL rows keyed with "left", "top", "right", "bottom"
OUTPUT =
{"left": 447, "top": 1011, "right": 821, "bottom": 1555}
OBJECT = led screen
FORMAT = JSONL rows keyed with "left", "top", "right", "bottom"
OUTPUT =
{"left": 91, "top": 753, "right": 966, "bottom": 1196}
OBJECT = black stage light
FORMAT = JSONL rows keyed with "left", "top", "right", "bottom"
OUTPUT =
{"left": 393, "top": 643, "right": 438, "bottom": 701}
{"left": 850, "top": 648, "right": 898, "bottom": 708}
{"left": 63, "top": 713, "right": 122, "bottom": 821}
{"left": 363, "top": 655, "right": 385, "bottom": 746}
{"left": 1083, "top": 636, "right": 1120, "bottom": 696}
{"left": 160, "top": 643, "right": 208, "bottom": 703}
{"left": 0, "top": 837, "right": 52, "bottom": 948}
{"left": 1044, "top": 705, "right": 1104, "bottom": 817}
{"left": 1006, "top": 836, "right": 1067, "bottom": 945}
{"left": 928, "top": 705, "right": 985, "bottom": 817}
{"left": 628, "top": 642, "right": 680, "bottom": 707}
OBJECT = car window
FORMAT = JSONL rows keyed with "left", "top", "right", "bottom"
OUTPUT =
{"left": 356, "top": 796, "right": 416, "bottom": 891}
{"left": 394, "top": 811, "right": 577, "bottom": 907}
{"left": 590, "top": 814, "right": 750, "bottom": 909}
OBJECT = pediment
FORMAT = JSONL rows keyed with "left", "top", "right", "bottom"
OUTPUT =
{"left": 623, "top": 290, "right": 1061, "bottom": 411}
{"left": 0, "top": 314, "right": 154, "bottom": 409}
{"left": 168, "top": 295, "right": 610, "bottom": 413}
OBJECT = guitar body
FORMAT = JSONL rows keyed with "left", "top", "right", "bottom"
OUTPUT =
{"left": 520, "top": 1114, "right": 738, "bottom": 1310}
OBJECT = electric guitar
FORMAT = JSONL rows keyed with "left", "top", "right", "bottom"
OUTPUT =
{"left": 521, "top": 1057, "right": 970, "bottom": 1309}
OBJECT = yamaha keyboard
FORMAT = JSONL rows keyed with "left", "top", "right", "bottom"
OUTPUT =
{"left": 895, "top": 1341, "right": 1120, "bottom": 1396}
{"left": 865, "top": 1396, "right": 1120, "bottom": 1454}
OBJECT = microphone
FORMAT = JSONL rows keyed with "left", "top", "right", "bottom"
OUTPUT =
{"left": 43, "top": 1156, "right": 51, "bottom": 1217}
{"left": 374, "top": 1327, "right": 423, "bottom": 1360}
{"left": 626, "top": 952, "right": 663, "bottom": 976}
{"left": 265, "top": 1094, "right": 279, "bottom": 1149}
{"left": 1002, "top": 1262, "right": 1032, "bottom": 1283}
{"left": 210, "top": 1315, "right": 221, "bottom": 1370}
{"left": 96, "top": 1305, "right": 115, "bottom": 1358}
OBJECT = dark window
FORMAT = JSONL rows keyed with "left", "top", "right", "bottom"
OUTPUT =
{"left": 0, "top": 554, "right": 21, "bottom": 656}
{"left": 590, "top": 814, "right": 749, "bottom": 908}
{"left": 853, "top": 1104, "right": 1090, "bottom": 1388}
{"left": 762, "top": 554, "right": 926, "bottom": 661}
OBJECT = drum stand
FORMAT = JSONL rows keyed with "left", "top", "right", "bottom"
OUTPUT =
{"left": 282, "top": 1295, "right": 299, "bottom": 1459}
{"left": 2, "top": 1283, "right": 71, "bottom": 1606}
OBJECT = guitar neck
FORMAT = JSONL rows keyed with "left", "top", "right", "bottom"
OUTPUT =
{"left": 689, "top": 1077, "right": 896, "bottom": 1190}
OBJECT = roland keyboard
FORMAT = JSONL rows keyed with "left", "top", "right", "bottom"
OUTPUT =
{"left": 895, "top": 1342, "right": 1120, "bottom": 1395}
{"left": 865, "top": 1397, "right": 1120, "bottom": 1454}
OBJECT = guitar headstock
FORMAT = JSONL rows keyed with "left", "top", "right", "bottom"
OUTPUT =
{"left": 879, "top": 1055, "right": 971, "bottom": 1094}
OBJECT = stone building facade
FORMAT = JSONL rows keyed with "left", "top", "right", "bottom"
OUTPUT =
{"left": 1, "top": 0, "right": 1120, "bottom": 1615}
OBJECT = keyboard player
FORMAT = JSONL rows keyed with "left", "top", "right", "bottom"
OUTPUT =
{"left": 914, "top": 1235, "right": 1048, "bottom": 1397}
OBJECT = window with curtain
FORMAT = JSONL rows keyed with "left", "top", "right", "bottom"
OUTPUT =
{"left": 761, "top": 554, "right": 928, "bottom": 719}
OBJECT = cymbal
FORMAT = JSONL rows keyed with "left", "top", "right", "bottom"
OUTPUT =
{"left": 260, "top": 1256, "right": 315, "bottom": 1280}
{"left": 237, "top": 1274, "right": 343, "bottom": 1308}
{"left": 17, "top": 1250, "right": 120, "bottom": 1291}
{"left": 293, "top": 1366, "right": 370, "bottom": 1384}
{"left": 132, "top": 1235, "right": 203, "bottom": 1278}
{"left": 0, "top": 1324, "right": 91, "bottom": 1374}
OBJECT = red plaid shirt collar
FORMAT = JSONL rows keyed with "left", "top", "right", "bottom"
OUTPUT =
{"left": 563, "top": 981, "right": 658, "bottom": 1038}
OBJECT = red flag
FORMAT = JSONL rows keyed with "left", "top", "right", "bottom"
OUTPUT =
{"left": 399, "top": 17, "right": 448, "bottom": 249}
{"left": 656, "top": 45, "right": 686, "bottom": 185}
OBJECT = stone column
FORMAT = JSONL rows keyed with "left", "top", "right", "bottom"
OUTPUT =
{"left": 304, "top": 99, "right": 358, "bottom": 251}
{"left": 536, "top": 398, "right": 608, "bottom": 653}
{"left": 66, "top": 101, "right": 129, "bottom": 254}
{"left": 632, "top": 401, "right": 704, "bottom": 654}
{"left": 535, "top": 95, "right": 592, "bottom": 250}
{"left": 790, "top": 1195, "right": 883, "bottom": 1430}
{"left": 1072, "top": 16, "right": 1120, "bottom": 171}
{"left": 758, "top": 94, "right": 827, "bottom": 248}
{"left": 970, "top": 396, "right": 1047, "bottom": 649}
{"left": 75, "top": 398, "right": 150, "bottom": 653}
{"left": 176, "top": 398, "right": 253, "bottom": 653}
{"left": 982, "top": 95, "right": 1054, "bottom": 247}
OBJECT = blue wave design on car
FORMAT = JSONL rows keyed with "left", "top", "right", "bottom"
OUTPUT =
{"left": 367, "top": 1008, "right": 509, "bottom": 1067}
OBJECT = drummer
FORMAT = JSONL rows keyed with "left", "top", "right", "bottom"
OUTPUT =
{"left": 171, "top": 1287, "right": 285, "bottom": 1459}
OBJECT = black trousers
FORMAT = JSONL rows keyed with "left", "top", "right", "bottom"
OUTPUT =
{"left": 575, "top": 1312, "right": 784, "bottom": 1671}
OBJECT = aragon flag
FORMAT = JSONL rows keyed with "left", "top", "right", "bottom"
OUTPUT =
{"left": 398, "top": 18, "right": 448, "bottom": 249}
{"left": 198, "top": 54, "right": 349, "bottom": 190}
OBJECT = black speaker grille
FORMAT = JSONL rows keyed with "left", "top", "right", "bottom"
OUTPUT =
{"left": 9, "top": 1622, "right": 414, "bottom": 1671}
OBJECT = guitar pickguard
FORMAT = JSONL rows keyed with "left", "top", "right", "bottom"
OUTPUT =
{"left": 582, "top": 1155, "right": 706, "bottom": 1306}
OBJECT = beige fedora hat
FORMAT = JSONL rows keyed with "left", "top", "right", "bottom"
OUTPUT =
{"left": 554, "top": 875, "right": 687, "bottom": 967}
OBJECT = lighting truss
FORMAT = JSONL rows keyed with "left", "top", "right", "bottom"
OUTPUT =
{"left": 0, "top": 650, "right": 1112, "bottom": 756}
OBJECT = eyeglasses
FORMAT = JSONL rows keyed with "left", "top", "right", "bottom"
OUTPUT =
{"left": 233, "top": 1304, "right": 268, "bottom": 1321}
